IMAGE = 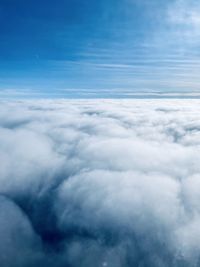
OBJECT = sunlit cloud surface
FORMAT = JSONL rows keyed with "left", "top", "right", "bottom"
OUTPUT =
{"left": 1, "top": 99, "right": 200, "bottom": 266}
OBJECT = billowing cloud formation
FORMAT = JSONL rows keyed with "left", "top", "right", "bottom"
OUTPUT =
{"left": 1, "top": 99, "right": 200, "bottom": 266}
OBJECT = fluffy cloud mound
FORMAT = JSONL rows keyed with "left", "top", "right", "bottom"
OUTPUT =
{"left": 1, "top": 99, "right": 200, "bottom": 267}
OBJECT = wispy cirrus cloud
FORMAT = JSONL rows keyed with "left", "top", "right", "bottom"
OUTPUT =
{"left": 167, "top": 0, "right": 200, "bottom": 39}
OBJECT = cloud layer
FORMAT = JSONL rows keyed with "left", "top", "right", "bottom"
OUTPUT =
{"left": 1, "top": 99, "right": 200, "bottom": 266}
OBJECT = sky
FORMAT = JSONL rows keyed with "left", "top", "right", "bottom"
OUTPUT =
{"left": 1, "top": 0, "right": 200, "bottom": 98}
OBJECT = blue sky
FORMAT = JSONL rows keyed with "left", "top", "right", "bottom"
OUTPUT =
{"left": 1, "top": 0, "right": 200, "bottom": 97}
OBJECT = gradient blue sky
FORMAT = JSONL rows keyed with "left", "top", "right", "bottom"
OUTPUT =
{"left": 1, "top": 0, "right": 200, "bottom": 97}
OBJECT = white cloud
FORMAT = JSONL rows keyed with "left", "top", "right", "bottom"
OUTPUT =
{"left": 0, "top": 99, "right": 200, "bottom": 266}
{"left": 168, "top": 0, "right": 200, "bottom": 27}
{"left": 167, "top": 0, "right": 200, "bottom": 43}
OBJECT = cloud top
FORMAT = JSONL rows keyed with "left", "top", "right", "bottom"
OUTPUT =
{"left": 0, "top": 99, "right": 200, "bottom": 266}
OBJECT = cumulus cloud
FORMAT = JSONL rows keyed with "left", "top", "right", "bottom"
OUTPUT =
{"left": 0, "top": 99, "right": 200, "bottom": 266}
